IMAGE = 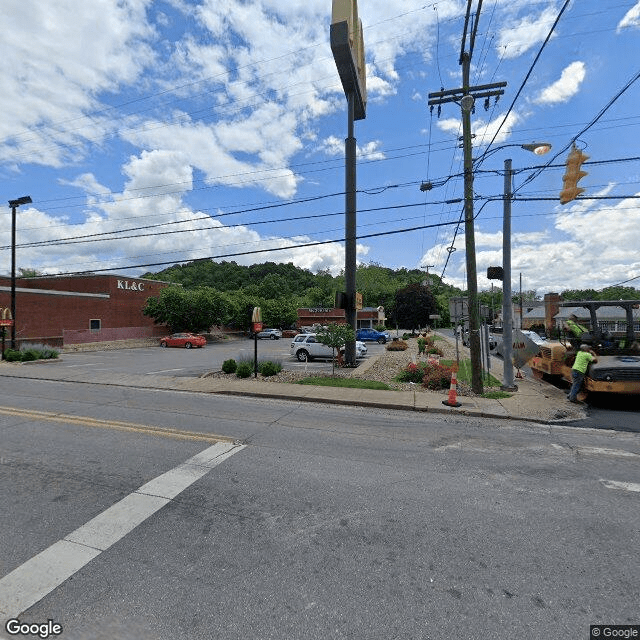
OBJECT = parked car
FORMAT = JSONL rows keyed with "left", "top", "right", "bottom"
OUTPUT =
{"left": 159, "top": 333, "right": 207, "bottom": 349}
{"left": 290, "top": 333, "right": 367, "bottom": 362}
{"left": 460, "top": 329, "right": 498, "bottom": 350}
{"left": 356, "top": 327, "right": 391, "bottom": 344}
{"left": 254, "top": 328, "right": 282, "bottom": 340}
{"left": 495, "top": 330, "right": 548, "bottom": 357}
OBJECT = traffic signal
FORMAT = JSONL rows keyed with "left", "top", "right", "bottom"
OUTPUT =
{"left": 487, "top": 266, "right": 504, "bottom": 280}
{"left": 559, "top": 144, "right": 589, "bottom": 204}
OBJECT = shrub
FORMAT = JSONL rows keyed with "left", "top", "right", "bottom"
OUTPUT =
{"left": 222, "top": 358, "right": 237, "bottom": 374}
{"left": 426, "top": 346, "right": 443, "bottom": 356}
{"left": 422, "top": 362, "right": 454, "bottom": 390}
{"left": 235, "top": 362, "right": 253, "bottom": 378}
{"left": 40, "top": 347, "right": 60, "bottom": 359}
{"left": 21, "top": 343, "right": 60, "bottom": 359}
{"left": 3, "top": 344, "right": 60, "bottom": 362}
{"left": 3, "top": 349, "right": 22, "bottom": 362}
{"left": 397, "top": 362, "right": 429, "bottom": 383}
{"left": 259, "top": 360, "right": 282, "bottom": 377}
{"left": 386, "top": 339, "right": 408, "bottom": 351}
{"left": 417, "top": 338, "right": 426, "bottom": 355}
{"left": 20, "top": 349, "right": 39, "bottom": 361}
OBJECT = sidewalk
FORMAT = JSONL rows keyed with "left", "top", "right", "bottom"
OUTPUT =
{"left": 0, "top": 340, "right": 585, "bottom": 425}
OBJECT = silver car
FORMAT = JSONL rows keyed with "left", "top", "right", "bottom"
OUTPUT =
{"left": 255, "top": 328, "right": 282, "bottom": 340}
{"left": 290, "top": 333, "right": 367, "bottom": 362}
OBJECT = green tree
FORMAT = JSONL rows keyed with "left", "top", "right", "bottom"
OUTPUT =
{"left": 561, "top": 286, "right": 640, "bottom": 301}
{"left": 393, "top": 283, "right": 437, "bottom": 332}
{"left": 303, "top": 286, "right": 334, "bottom": 308}
{"left": 316, "top": 323, "right": 355, "bottom": 375}
{"left": 225, "top": 291, "right": 257, "bottom": 330}
{"left": 18, "top": 268, "right": 42, "bottom": 278}
{"left": 356, "top": 263, "right": 399, "bottom": 310}
{"left": 143, "top": 286, "right": 230, "bottom": 332}
{"left": 261, "top": 297, "right": 300, "bottom": 328}
{"left": 560, "top": 288, "right": 599, "bottom": 301}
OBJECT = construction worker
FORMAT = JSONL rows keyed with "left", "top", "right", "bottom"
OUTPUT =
{"left": 568, "top": 344, "right": 598, "bottom": 403}
{"left": 566, "top": 313, "right": 589, "bottom": 338}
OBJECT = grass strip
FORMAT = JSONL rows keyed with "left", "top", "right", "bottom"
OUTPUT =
{"left": 295, "top": 376, "right": 391, "bottom": 390}
{"left": 440, "top": 359, "right": 502, "bottom": 387}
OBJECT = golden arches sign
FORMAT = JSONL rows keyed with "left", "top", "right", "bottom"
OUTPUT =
{"left": 0, "top": 308, "right": 13, "bottom": 326}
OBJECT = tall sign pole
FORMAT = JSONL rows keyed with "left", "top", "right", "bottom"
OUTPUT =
{"left": 331, "top": 0, "right": 366, "bottom": 366}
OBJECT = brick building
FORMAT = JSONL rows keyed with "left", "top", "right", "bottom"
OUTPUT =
{"left": 297, "top": 306, "right": 385, "bottom": 330}
{"left": 0, "top": 274, "right": 171, "bottom": 348}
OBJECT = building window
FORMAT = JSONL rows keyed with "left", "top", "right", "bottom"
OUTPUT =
{"left": 90, "top": 319, "right": 101, "bottom": 331}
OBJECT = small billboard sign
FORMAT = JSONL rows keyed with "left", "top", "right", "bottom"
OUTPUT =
{"left": 511, "top": 330, "right": 541, "bottom": 368}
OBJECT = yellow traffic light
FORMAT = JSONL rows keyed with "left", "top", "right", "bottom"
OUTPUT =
{"left": 559, "top": 144, "right": 589, "bottom": 204}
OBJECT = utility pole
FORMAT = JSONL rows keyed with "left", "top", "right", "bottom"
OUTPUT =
{"left": 427, "top": 1, "right": 505, "bottom": 394}
{"left": 501, "top": 159, "right": 517, "bottom": 391}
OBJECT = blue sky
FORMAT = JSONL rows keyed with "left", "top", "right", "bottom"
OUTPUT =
{"left": 1, "top": 0, "right": 639, "bottom": 296}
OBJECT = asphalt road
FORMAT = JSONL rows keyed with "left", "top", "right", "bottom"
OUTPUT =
{"left": 58, "top": 338, "right": 387, "bottom": 378}
{"left": 442, "top": 329, "right": 640, "bottom": 432}
{"left": 1, "top": 377, "right": 639, "bottom": 639}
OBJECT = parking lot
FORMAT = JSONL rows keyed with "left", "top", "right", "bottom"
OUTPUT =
{"left": 56, "top": 336, "right": 387, "bottom": 377}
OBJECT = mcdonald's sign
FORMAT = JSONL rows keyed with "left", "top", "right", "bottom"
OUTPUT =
{"left": 0, "top": 308, "right": 13, "bottom": 327}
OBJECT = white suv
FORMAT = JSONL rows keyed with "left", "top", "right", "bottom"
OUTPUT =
{"left": 290, "top": 333, "right": 367, "bottom": 362}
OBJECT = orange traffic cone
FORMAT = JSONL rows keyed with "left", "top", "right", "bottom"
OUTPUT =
{"left": 442, "top": 369, "right": 462, "bottom": 407}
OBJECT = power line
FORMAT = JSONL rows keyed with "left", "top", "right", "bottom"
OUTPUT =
{"left": 473, "top": 0, "right": 573, "bottom": 168}
{"left": 514, "top": 67, "right": 640, "bottom": 194}
{"left": 41, "top": 219, "right": 466, "bottom": 277}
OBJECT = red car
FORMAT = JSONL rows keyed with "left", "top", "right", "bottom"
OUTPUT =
{"left": 159, "top": 333, "right": 206, "bottom": 349}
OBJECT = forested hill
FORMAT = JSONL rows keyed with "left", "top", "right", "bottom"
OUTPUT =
{"left": 143, "top": 260, "right": 319, "bottom": 296}
{"left": 141, "top": 260, "right": 450, "bottom": 308}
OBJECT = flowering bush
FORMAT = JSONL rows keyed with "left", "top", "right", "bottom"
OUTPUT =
{"left": 397, "top": 362, "right": 429, "bottom": 383}
{"left": 422, "top": 362, "right": 454, "bottom": 390}
{"left": 396, "top": 361, "right": 454, "bottom": 388}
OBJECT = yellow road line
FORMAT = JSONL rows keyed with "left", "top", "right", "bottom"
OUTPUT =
{"left": 0, "top": 406, "right": 236, "bottom": 443}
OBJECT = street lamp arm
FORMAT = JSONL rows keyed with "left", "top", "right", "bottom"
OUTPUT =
{"left": 8, "top": 195, "right": 32, "bottom": 351}
{"left": 473, "top": 142, "right": 552, "bottom": 166}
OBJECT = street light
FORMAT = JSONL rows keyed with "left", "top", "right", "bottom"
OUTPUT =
{"left": 497, "top": 144, "right": 551, "bottom": 390}
{"left": 8, "top": 195, "right": 32, "bottom": 350}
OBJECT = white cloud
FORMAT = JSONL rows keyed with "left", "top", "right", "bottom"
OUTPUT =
{"left": 617, "top": 2, "right": 640, "bottom": 31}
{"left": 535, "top": 62, "right": 586, "bottom": 105}
{"left": 318, "top": 136, "right": 385, "bottom": 161}
{"left": 0, "top": 0, "right": 156, "bottom": 166}
{"left": 437, "top": 111, "right": 520, "bottom": 146}
{"left": 497, "top": 7, "right": 559, "bottom": 59}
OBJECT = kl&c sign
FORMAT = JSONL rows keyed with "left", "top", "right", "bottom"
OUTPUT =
{"left": 117, "top": 280, "right": 145, "bottom": 291}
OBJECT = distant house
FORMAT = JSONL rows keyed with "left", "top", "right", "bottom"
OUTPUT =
{"left": 497, "top": 294, "right": 640, "bottom": 336}
{"left": 554, "top": 305, "right": 640, "bottom": 335}
{"left": 521, "top": 303, "right": 546, "bottom": 330}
